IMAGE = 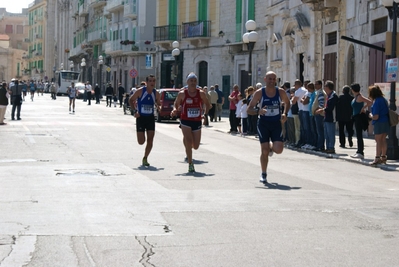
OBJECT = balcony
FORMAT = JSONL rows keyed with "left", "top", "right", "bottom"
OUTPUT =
{"left": 104, "top": 40, "right": 123, "bottom": 55}
{"left": 153, "top": 25, "right": 181, "bottom": 49}
{"left": 107, "top": 0, "right": 124, "bottom": 13}
{"left": 123, "top": 0, "right": 137, "bottom": 19}
{"left": 79, "top": 2, "right": 89, "bottom": 16}
{"left": 24, "top": 38, "right": 30, "bottom": 42}
{"left": 88, "top": 29, "right": 107, "bottom": 44}
{"left": 89, "top": 0, "right": 107, "bottom": 8}
{"left": 182, "top": 20, "right": 211, "bottom": 46}
{"left": 120, "top": 41, "right": 156, "bottom": 55}
{"left": 36, "top": 34, "right": 43, "bottom": 39}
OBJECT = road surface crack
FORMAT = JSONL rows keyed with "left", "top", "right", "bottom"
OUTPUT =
{"left": 135, "top": 236, "right": 155, "bottom": 267}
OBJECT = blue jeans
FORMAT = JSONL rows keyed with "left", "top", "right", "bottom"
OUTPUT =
{"left": 299, "top": 110, "right": 311, "bottom": 144}
{"left": 315, "top": 115, "right": 325, "bottom": 150}
{"left": 309, "top": 115, "right": 317, "bottom": 147}
{"left": 324, "top": 121, "right": 336, "bottom": 150}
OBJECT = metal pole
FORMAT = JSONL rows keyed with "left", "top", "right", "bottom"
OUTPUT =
{"left": 388, "top": 2, "right": 399, "bottom": 160}
{"left": 174, "top": 56, "right": 178, "bottom": 80}
{"left": 100, "top": 65, "right": 103, "bottom": 96}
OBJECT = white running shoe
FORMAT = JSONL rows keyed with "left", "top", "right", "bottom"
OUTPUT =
{"left": 350, "top": 153, "right": 364, "bottom": 159}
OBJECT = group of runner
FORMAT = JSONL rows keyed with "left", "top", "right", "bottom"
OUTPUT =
{"left": 129, "top": 71, "right": 289, "bottom": 183}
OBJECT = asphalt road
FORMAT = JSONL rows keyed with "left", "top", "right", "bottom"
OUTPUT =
{"left": 0, "top": 95, "right": 398, "bottom": 267}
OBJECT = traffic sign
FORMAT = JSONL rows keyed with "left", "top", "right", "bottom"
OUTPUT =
{"left": 129, "top": 68, "right": 138, "bottom": 78}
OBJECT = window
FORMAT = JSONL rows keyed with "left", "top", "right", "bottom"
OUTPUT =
{"left": 17, "top": 25, "right": 23, "bottom": 34}
{"left": 5, "top": 25, "right": 13, "bottom": 34}
{"left": 326, "top": 31, "right": 337, "bottom": 46}
{"left": 373, "top": 17, "right": 387, "bottom": 35}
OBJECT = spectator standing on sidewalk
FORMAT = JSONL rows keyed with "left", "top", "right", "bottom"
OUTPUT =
{"left": 350, "top": 83, "right": 372, "bottom": 159}
{"left": 208, "top": 86, "right": 218, "bottom": 122}
{"left": 0, "top": 82, "right": 9, "bottom": 125}
{"left": 336, "top": 85, "right": 354, "bottom": 148}
{"left": 368, "top": 84, "right": 390, "bottom": 165}
{"left": 86, "top": 81, "right": 92, "bottom": 105}
{"left": 312, "top": 80, "right": 326, "bottom": 151}
{"left": 246, "top": 86, "right": 257, "bottom": 135}
{"left": 247, "top": 71, "right": 290, "bottom": 184}
{"left": 50, "top": 82, "right": 56, "bottom": 100}
{"left": 228, "top": 84, "right": 239, "bottom": 133}
{"left": 291, "top": 80, "right": 307, "bottom": 147}
{"left": 316, "top": 80, "right": 338, "bottom": 154}
{"left": 215, "top": 84, "right": 224, "bottom": 121}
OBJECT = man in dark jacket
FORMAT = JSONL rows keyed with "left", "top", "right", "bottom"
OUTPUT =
{"left": 105, "top": 83, "right": 114, "bottom": 107}
{"left": 336, "top": 85, "right": 354, "bottom": 148}
{"left": 94, "top": 83, "right": 101, "bottom": 104}
{"left": 10, "top": 80, "right": 23, "bottom": 120}
{"left": 0, "top": 82, "right": 9, "bottom": 125}
{"left": 117, "top": 83, "right": 125, "bottom": 108}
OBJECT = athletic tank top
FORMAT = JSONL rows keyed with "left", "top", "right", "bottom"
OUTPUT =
{"left": 68, "top": 87, "right": 76, "bottom": 98}
{"left": 351, "top": 95, "right": 363, "bottom": 116}
{"left": 259, "top": 86, "right": 281, "bottom": 122}
{"left": 137, "top": 87, "right": 156, "bottom": 116}
{"left": 180, "top": 89, "right": 203, "bottom": 121}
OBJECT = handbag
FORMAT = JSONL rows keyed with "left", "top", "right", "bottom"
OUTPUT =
{"left": 388, "top": 109, "right": 398, "bottom": 127}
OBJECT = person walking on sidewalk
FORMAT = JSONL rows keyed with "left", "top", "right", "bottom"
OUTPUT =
{"left": 117, "top": 83, "right": 125, "bottom": 108}
{"left": 336, "top": 85, "right": 354, "bottom": 148}
{"left": 10, "top": 80, "right": 23, "bottom": 120}
{"left": 129, "top": 74, "right": 161, "bottom": 167}
{"left": 171, "top": 72, "right": 212, "bottom": 173}
{"left": 105, "top": 83, "right": 114, "bottom": 107}
{"left": 350, "top": 83, "right": 372, "bottom": 159}
{"left": 67, "top": 82, "right": 77, "bottom": 113}
{"left": 368, "top": 85, "right": 390, "bottom": 165}
{"left": 247, "top": 71, "right": 290, "bottom": 184}
{"left": 86, "top": 81, "right": 92, "bottom": 105}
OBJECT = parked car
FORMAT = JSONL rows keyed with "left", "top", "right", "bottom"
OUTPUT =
{"left": 75, "top": 82, "right": 95, "bottom": 100}
{"left": 155, "top": 88, "right": 181, "bottom": 122}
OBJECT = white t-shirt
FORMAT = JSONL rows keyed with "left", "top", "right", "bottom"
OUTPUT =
{"left": 295, "top": 87, "right": 308, "bottom": 111}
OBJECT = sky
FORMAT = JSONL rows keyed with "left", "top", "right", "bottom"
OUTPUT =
{"left": 1, "top": 0, "right": 33, "bottom": 13}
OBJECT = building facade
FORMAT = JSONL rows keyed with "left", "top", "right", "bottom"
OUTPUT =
{"left": 0, "top": 8, "right": 29, "bottom": 81}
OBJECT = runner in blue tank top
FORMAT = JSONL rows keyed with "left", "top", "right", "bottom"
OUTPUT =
{"left": 129, "top": 74, "right": 161, "bottom": 167}
{"left": 247, "top": 71, "right": 291, "bottom": 185}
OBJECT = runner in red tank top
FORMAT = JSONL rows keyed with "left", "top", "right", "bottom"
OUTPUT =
{"left": 171, "top": 72, "right": 212, "bottom": 173}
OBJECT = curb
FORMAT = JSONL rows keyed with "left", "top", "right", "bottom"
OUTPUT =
{"left": 208, "top": 127, "right": 399, "bottom": 172}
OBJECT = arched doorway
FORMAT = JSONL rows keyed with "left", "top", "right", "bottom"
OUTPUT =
{"left": 198, "top": 61, "right": 208, "bottom": 87}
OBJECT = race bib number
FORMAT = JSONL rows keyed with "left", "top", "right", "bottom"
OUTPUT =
{"left": 187, "top": 108, "right": 201, "bottom": 118}
{"left": 141, "top": 104, "right": 153, "bottom": 114}
{"left": 262, "top": 105, "right": 280, "bottom": 116}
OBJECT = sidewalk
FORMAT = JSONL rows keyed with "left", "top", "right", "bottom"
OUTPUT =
{"left": 204, "top": 114, "right": 399, "bottom": 172}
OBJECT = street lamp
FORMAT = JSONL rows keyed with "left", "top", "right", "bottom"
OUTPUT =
{"left": 242, "top": 20, "right": 259, "bottom": 88}
{"left": 60, "top": 63, "right": 64, "bottom": 70}
{"left": 80, "top": 58, "right": 86, "bottom": 82}
{"left": 98, "top": 55, "right": 104, "bottom": 94}
{"left": 69, "top": 61, "right": 74, "bottom": 71}
{"left": 172, "top": 41, "right": 180, "bottom": 85}
{"left": 382, "top": 0, "right": 399, "bottom": 159}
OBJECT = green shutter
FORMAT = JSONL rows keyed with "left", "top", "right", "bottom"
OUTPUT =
{"left": 236, "top": 0, "right": 242, "bottom": 42}
{"left": 248, "top": 0, "right": 255, "bottom": 20}
{"left": 198, "top": 0, "right": 207, "bottom": 21}
{"left": 169, "top": 0, "right": 177, "bottom": 25}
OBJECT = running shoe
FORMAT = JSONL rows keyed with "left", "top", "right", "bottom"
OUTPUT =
{"left": 350, "top": 153, "right": 364, "bottom": 159}
{"left": 259, "top": 173, "right": 268, "bottom": 184}
{"left": 142, "top": 157, "right": 150, "bottom": 167}
{"left": 188, "top": 163, "right": 195, "bottom": 173}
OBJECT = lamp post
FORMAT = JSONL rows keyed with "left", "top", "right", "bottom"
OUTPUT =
{"left": 382, "top": 0, "right": 399, "bottom": 160}
{"left": 69, "top": 61, "right": 74, "bottom": 71}
{"left": 172, "top": 41, "right": 180, "bottom": 87}
{"left": 80, "top": 58, "right": 86, "bottom": 82}
{"left": 242, "top": 20, "right": 259, "bottom": 89}
{"left": 60, "top": 63, "right": 64, "bottom": 70}
{"left": 98, "top": 55, "right": 104, "bottom": 93}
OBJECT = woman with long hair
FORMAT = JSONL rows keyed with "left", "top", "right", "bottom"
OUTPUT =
{"left": 368, "top": 84, "right": 390, "bottom": 165}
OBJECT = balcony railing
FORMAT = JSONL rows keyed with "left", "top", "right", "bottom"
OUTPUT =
{"left": 182, "top": 20, "right": 211, "bottom": 39}
{"left": 154, "top": 25, "right": 181, "bottom": 42}
{"left": 89, "top": 0, "right": 107, "bottom": 8}
{"left": 88, "top": 29, "right": 107, "bottom": 43}
{"left": 123, "top": 0, "right": 137, "bottom": 19}
{"left": 121, "top": 42, "right": 156, "bottom": 54}
{"left": 79, "top": 2, "right": 89, "bottom": 16}
{"left": 107, "top": 0, "right": 124, "bottom": 12}
{"left": 104, "top": 40, "right": 123, "bottom": 54}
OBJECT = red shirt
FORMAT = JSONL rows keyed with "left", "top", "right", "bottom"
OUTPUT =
{"left": 229, "top": 90, "right": 239, "bottom": 110}
{"left": 180, "top": 89, "right": 203, "bottom": 121}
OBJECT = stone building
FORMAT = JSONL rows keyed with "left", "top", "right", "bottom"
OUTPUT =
{"left": 0, "top": 8, "right": 29, "bottom": 81}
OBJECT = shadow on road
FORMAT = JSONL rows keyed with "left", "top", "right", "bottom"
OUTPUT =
{"left": 257, "top": 183, "right": 302, "bottom": 190}
{"left": 134, "top": 166, "right": 165, "bottom": 171}
{"left": 175, "top": 172, "right": 215, "bottom": 178}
